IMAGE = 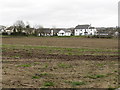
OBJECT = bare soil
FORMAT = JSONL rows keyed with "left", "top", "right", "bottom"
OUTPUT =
{"left": 2, "top": 37, "right": 118, "bottom": 49}
{"left": 2, "top": 37, "right": 119, "bottom": 88}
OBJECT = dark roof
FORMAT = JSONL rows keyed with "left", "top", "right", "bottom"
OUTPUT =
{"left": 75, "top": 25, "right": 90, "bottom": 29}
{"left": 43, "top": 29, "right": 51, "bottom": 33}
{"left": 37, "top": 28, "right": 51, "bottom": 33}
{"left": 63, "top": 30, "right": 71, "bottom": 33}
{"left": 53, "top": 29, "right": 61, "bottom": 33}
{"left": 6, "top": 26, "right": 14, "bottom": 30}
{"left": 89, "top": 27, "right": 95, "bottom": 29}
{"left": 0, "top": 25, "right": 6, "bottom": 30}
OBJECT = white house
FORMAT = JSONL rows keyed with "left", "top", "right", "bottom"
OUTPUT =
{"left": 74, "top": 24, "right": 97, "bottom": 36}
{"left": 3, "top": 26, "right": 15, "bottom": 35}
{"left": 57, "top": 30, "right": 71, "bottom": 36}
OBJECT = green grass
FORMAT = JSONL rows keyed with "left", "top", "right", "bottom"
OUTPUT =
{"left": 2, "top": 44, "right": 118, "bottom": 56}
{"left": 44, "top": 64, "right": 48, "bottom": 68}
{"left": 34, "top": 62, "right": 40, "bottom": 65}
{"left": 66, "top": 52, "right": 73, "bottom": 55}
{"left": 17, "top": 64, "right": 31, "bottom": 67}
{"left": 11, "top": 55, "right": 20, "bottom": 58}
{"left": 32, "top": 76, "right": 40, "bottom": 79}
{"left": 96, "top": 63, "right": 105, "bottom": 67}
{"left": 87, "top": 74, "right": 106, "bottom": 79}
{"left": 58, "top": 63, "right": 72, "bottom": 68}
{"left": 40, "top": 73, "right": 48, "bottom": 76}
{"left": 2, "top": 44, "right": 117, "bottom": 53}
{"left": 71, "top": 81, "right": 86, "bottom": 86}
{"left": 43, "top": 82, "right": 54, "bottom": 86}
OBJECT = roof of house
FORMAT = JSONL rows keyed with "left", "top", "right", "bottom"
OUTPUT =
{"left": 75, "top": 25, "right": 90, "bottom": 29}
{"left": 36, "top": 28, "right": 50, "bottom": 33}
{"left": 52, "top": 29, "right": 61, "bottom": 33}
{"left": 89, "top": 27, "right": 95, "bottom": 29}
{"left": 0, "top": 25, "right": 6, "bottom": 30}
{"left": 63, "top": 30, "right": 71, "bottom": 33}
{"left": 6, "top": 26, "right": 14, "bottom": 30}
{"left": 58, "top": 30, "right": 71, "bottom": 33}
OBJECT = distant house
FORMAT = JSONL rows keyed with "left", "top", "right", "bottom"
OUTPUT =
{"left": 57, "top": 30, "right": 71, "bottom": 36}
{"left": 113, "top": 31, "right": 119, "bottom": 38}
{"left": 51, "top": 28, "right": 61, "bottom": 36}
{"left": 37, "top": 28, "right": 53, "bottom": 36}
{"left": 74, "top": 24, "right": 97, "bottom": 36}
{"left": 3, "top": 26, "right": 15, "bottom": 35}
{"left": 37, "top": 28, "right": 72, "bottom": 36}
{"left": 24, "top": 28, "right": 35, "bottom": 35}
{"left": 0, "top": 25, "right": 6, "bottom": 34}
{"left": 96, "top": 27, "right": 118, "bottom": 38}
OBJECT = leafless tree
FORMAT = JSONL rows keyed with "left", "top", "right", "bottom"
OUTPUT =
{"left": 13, "top": 20, "right": 25, "bottom": 33}
{"left": 33, "top": 24, "right": 44, "bottom": 35}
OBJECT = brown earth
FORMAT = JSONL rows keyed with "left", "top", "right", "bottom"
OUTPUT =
{"left": 2, "top": 55, "right": 118, "bottom": 88}
{"left": 2, "top": 37, "right": 118, "bottom": 49}
{"left": 2, "top": 37, "right": 119, "bottom": 88}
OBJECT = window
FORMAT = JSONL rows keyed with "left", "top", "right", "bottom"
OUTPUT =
{"left": 79, "top": 33, "right": 82, "bottom": 35}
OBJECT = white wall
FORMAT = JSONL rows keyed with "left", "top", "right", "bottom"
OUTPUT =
{"left": 57, "top": 30, "right": 71, "bottom": 36}
{"left": 74, "top": 29, "right": 97, "bottom": 36}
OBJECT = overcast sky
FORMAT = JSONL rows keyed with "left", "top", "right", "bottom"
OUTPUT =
{"left": 0, "top": 0, "right": 119, "bottom": 28}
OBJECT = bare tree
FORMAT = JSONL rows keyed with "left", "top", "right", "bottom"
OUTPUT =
{"left": 26, "top": 21, "right": 31, "bottom": 28}
{"left": 34, "top": 24, "right": 43, "bottom": 29}
{"left": 25, "top": 21, "right": 33, "bottom": 35}
{"left": 13, "top": 20, "right": 25, "bottom": 33}
{"left": 33, "top": 24, "right": 44, "bottom": 36}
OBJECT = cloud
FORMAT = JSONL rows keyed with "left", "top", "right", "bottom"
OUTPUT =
{"left": 0, "top": 0, "right": 119, "bottom": 27}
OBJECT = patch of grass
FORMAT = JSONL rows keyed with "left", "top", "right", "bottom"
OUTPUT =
{"left": 11, "top": 55, "right": 20, "bottom": 58}
{"left": 65, "top": 48, "right": 73, "bottom": 51}
{"left": 43, "top": 81, "right": 54, "bottom": 86}
{"left": 58, "top": 63, "right": 72, "bottom": 68}
{"left": 71, "top": 81, "right": 86, "bottom": 86}
{"left": 96, "top": 63, "right": 105, "bottom": 67}
{"left": 66, "top": 52, "right": 73, "bottom": 55}
{"left": 32, "top": 73, "right": 48, "bottom": 79}
{"left": 34, "top": 62, "right": 40, "bottom": 65}
{"left": 114, "top": 70, "right": 117, "bottom": 73}
{"left": 2, "top": 44, "right": 117, "bottom": 53}
{"left": 106, "top": 73, "right": 113, "bottom": 76}
{"left": 32, "top": 76, "right": 40, "bottom": 79}
{"left": 87, "top": 74, "right": 106, "bottom": 79}
{"left": 44, "top": 64, "right": 48, "bottom": 68}
{"left": 17, "top": 64, "right": 31, "bottom": 67}
{"left": 40, "top": 73, "right": 48, "bottom": 76}
{"left": 108, "top": 87, "right": 116, "bottom": 90}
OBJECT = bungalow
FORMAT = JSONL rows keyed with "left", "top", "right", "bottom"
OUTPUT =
{"left": 57, "top": 30, "right": 72, "bottom": 36}
{"left": 3, "top": 26, "right": 15, "bottom": 35}
{"left": 0, "top": 25, "right": 6, "bottom": 34}
{"left": 74, "top": 24, "right": 97, "bottom": 36}
{"left": 37, "top": 28, "right": 53, "bottom": 36}
{"left": 37, "top": 28, "right": 72, "bottom": 36}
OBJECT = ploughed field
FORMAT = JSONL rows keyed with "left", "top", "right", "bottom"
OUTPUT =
{"left": 2, "top": 37, "right": 119, "bottom": 88}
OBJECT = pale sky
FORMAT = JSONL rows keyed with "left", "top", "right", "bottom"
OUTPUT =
{"left": 0, "top": 0, "right": 119, "bottom": 28}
